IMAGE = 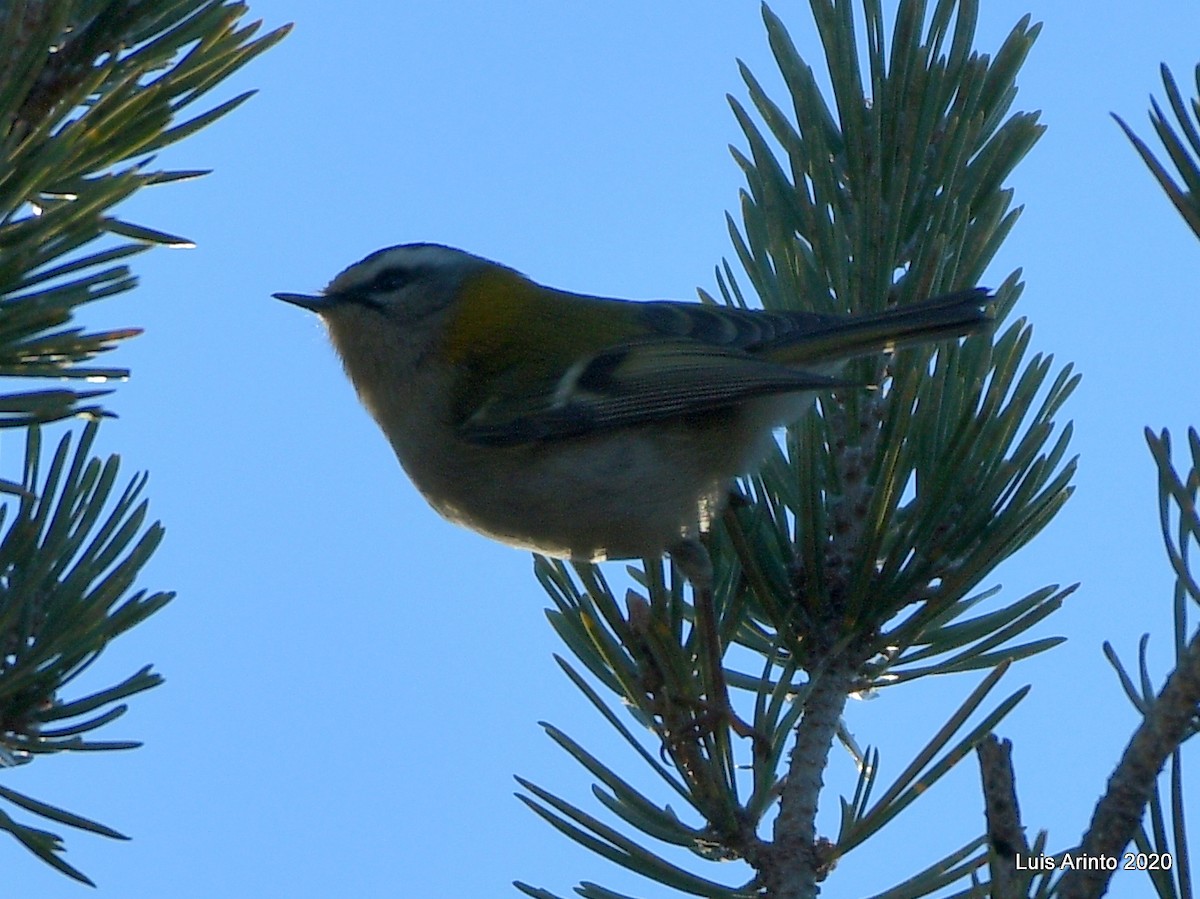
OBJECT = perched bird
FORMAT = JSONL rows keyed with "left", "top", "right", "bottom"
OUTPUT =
{"left": 276, "top": 243, "right": 991, "bottom": 741}
{"left": 275, "top": 243, "right": 991, "bottom": 579}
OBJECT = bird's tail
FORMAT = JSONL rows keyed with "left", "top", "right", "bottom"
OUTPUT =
{"left": 764, "top": 288, "right": 993, "bottom": 365}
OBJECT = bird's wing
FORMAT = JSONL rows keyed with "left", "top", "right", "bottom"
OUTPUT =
{"left": 638, "top": 290, "right": 992, "bottom": 362}
{"left": 635, "top": 300, "right": 837, "bottom": 348}
{"left": 451, "top": 287, "right": 990, "bottom": 446}
{"left": 457, "top": 340, "right": 859, "bottom": 446}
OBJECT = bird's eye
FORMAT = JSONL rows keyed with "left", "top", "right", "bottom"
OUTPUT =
{"left": 369, "top": 267, "right": 417, "bottom": 294}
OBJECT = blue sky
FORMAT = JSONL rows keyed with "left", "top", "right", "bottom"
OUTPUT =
{"left": 8, "top": 1, "right": 1200, "bottom": 896}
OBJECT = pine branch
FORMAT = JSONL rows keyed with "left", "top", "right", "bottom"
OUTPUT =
{"left": 976, "top": 735, "right": 1030, "bottom": 899}
{"left": 0, "top": 421, "right": 170, "bottom": 882}
{"left": 522, "top": 3, "right": 1071, "bottom": 896}
{"left": 0, "top": 0, "right": 289, "bottom": 883}
{"left": 1058, "top": 428, "right": 1200, "bottom": 898}
{"left": 0, "top": 0, "right": 289, "bottom": 425}
{"left": 1059, "top": 629, "right": 1200, "bottom": 899}
{"left": 752, "top": 661, "right": 852, "bottom": 895}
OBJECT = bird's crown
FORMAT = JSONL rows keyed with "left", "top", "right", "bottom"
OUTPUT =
{"left": 324, "top": 243, "right": 501, "bottom": 309}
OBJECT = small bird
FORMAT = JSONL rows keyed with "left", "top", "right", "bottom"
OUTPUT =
{"left": 276, "top": 243, "right": 990, "bottom": 576}
{"left": 276, "top": 243, "right": 991, "bottom": 740}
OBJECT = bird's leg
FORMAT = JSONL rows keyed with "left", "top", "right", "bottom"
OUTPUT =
{"left": 669, "top": 538, "right": 766, "bottom": 753}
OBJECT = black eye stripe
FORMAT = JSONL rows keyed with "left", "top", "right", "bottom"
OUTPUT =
{"left": 369, "top": 266, "right": 422, "bottom": 293}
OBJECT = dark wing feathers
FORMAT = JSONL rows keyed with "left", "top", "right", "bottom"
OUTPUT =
{"left": 636, "top": 300, "right": 837, "bottom": 348}
{"left": 457, "top": 290, "right": 991, "bottom": 446}
{"left": 459, "top": 342, "right": 858, "bottom": 446}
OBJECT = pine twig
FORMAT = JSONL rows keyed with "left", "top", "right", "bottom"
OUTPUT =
{"left": 1058, "top": 627, "right": 1200, "bottom": 899}
{"left": 750, "top": 660, "right": 853, "bottom": 898}
{"left": 977, "top": 734, "right": 1029, "bottom": 899}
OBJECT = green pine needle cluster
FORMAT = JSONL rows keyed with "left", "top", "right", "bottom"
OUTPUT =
{"left": 517, "top": 2, "right": 1078, "bottom": 897}
{"left": 0, "top": 1, "right": 286, "bottom": 885}
{"left": 520, "top": 31, "right": 1200, "bottom": 899}
{"left": 0, "top": 1, "right": 287, "bottom": 425}
{"left": 1115, "top": 63, "right": 1200, "bottom": 240}
{"left": 0, "top": 422, "right": 169, "bottom": 884}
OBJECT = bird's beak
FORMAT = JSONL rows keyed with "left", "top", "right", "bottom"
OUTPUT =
{"left": 273, "top": 291, "right": 334, "bottom": 312}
